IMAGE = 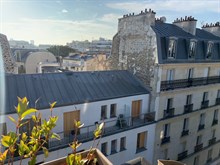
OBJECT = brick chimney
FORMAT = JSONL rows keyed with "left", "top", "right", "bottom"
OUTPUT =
{"left": 173, "top": 16, "right": 197, "bottom": 35}
{"left": 202, "top": 22, "right": 220, "bottom": 37}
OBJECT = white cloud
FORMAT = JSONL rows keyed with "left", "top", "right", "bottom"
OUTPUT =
{"left": 106, "top": 0, "right": 220, "bottom": 13}
{"left": 61, "top": 9, "right": 68, "bottom": 13}
{"left": 99, "top": 13, "right": 121, "bottom": 23}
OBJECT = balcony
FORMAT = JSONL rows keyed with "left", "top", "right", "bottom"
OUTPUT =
{"left": 184, "top": 104, "right": 193, "bottom": 113}
{"left": 48, "top": 112, "right": 155, "bottom": 149}
{"left": 163, "top": 108, "right": 175, "bottom": 118}
{"left": 181, "top": 130, "right": 189, "bottom": 137}
{"left": 161, "top": 76, "right": 220, "bottom": 91}
{"left": 209, "top": 137, "right": 216, "bottom": 146}
{"left": 198, "top": 124, "right": 205, "bottom": 131}
{"left": 161, "top": 136, "right": 170, "bottom": 145}
{"left": 201, "top": 100, "right": 209, "bottom": 109}
{"left": 212, "top": 119, "right": 218, "bottom": 126}
{"left": 216, "top": 98, "right": 220, "bottom": 105}
{"left": 194, "top": 143, "right": 203, "bottom": 152}
{"left": 177, "top": 150, "right": 188, "bottom": 161}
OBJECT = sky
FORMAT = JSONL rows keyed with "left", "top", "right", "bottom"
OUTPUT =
{"left": 0, "top": 0, "right": 220, "bottom": 45}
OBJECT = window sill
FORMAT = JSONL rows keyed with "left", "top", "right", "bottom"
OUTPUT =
{"left": 136, "top": 147, "right": 146, "bottom": 153}
{"left": 110, "top": 150, "right": 117, "bottom": 155}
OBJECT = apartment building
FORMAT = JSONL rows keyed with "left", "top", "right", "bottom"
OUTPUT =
{"left": 0, "top": 70, "right": 155, "bottom": 164}
{"left": 110, "top": 9, "right": 220, "bottom": 165}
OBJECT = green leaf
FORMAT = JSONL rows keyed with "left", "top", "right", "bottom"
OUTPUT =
{"left": 28, "top": 157, "right": 36, "bottom": 165}
{"left": 1, "top": 136, "right": 10, "bottom": 147}
{"left": 42, "top": 147, "right": 49, "bottom": 158}
{"left": 51, "top": 133, "right": 60, "bottom": 140}
{"left": 21, "top": 108, "right": 37, "bottom": 120}
{"left": 8, "top": 116, "right": 17, "bottom": 125}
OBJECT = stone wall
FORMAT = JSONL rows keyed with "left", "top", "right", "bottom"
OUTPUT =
{"left": 109, "top": 9, "right": 158, "bottom": 86}
{"left": 0, "top": 34, "right": 17, "bottom": 74}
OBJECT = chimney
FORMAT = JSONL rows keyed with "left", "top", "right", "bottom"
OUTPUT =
{"left": 173, "top": 16, "right": 197, "bottom": 35}
{"left": 202, "top": 22, "right": 220, "bottom": 37}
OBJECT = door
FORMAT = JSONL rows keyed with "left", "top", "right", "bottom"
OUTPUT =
{"left": 63, "top": 110, "right": 80, "bottom": 136}
{"left": 132, "top": 100, "right": 142, "bottom": 119}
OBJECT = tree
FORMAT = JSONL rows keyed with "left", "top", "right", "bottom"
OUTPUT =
{"left": 47, "top": 45, "right": 76, "bottom": 57}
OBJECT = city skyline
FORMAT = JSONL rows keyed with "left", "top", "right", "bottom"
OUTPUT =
{"left": 1, "top": 0, "right": 220, "bottom": 45}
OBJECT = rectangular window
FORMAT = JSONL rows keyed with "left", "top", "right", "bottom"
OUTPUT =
{"left": 203, "top": 92, "right": 208, "bottom": 101}
{"left": 168, "top": 39, "right": 176, "bottom": 58}
{"left": 180, "top": 141, "right": 186, "bottom": 153}
{"left": 186, "top": 95, "right": 192, "bottom": 105}
{"left": 19, "top": 118, "right": 34, "bottom": 136}
{"left": 111, "top": 139, "right": 117, "bottom": 154}
{"left": 120, "top": 137, "right": 126, "bottom": 151}
{"left": 166, "top": 98, "right": 173, "bottom": 110}
{"left": 188, "top": 68, "right": 194, "bottom": 79}
{"left": 0, "top": 123, "right": 7, "bottom": 136}
{"left": 194, "top": 155, "right": 199, "bottom": 165}
{"left": 167, "top": 69, "right": 174, "bottom": 81}
{"left": 199, "top": 113, "right": 205, "bottom": 125}
{"left": 101, "top": 105, "right": 107, "bottom": 119}
{"left": 207, "top": 149, "right": 212, "bottom": 161}
{"left": 163, "top": 124, "right": 170, "bottom": 137}
{"left": 183, "top": 118, "right": 189, "bottom": 131}
{"left": 212, "top": 129, "right": 216, "bottom": 138}
{"left": 101, "top": 142, "right": 108, "bottom": 155}
{"left": 136, "top": 131, "right": 147, "bottom": 150}
{"left": 207, "top": 42, "right": 213, "bottom": 59}
{"left": 110, "top": 104, "right": 116, "bottom": 118}
{"left": 189, "top": 41, "right": 196, "bottom": 59}
{"left": 214, "top": 109, "right": 218, "bottom": 120}
{"left": 196, "top": 135, "right": 202, "bottom": 145}
{"left": 217, "top": 90, "right": 220, "bottom": 98}
{"left": 163, "top": 148, "right": 168, "bottom": 160}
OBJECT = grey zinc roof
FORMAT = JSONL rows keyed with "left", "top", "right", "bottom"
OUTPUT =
{"left": 4, "top": 70, "right": 149, "bottom": 114}
{"left": 152, "top": 22, "right": 220, "bottom": 64}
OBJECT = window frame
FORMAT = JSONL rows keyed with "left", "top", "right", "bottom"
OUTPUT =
{"left": 183, "top": 118, "right": 189, "bottom": 131}
{"left": 111, "top": 139, "right": 117, "bottom": 154}
{"left": 0, "top": 122, "right": 7, "bottom": 136}
{"left": 101, "top": 142, "right": 108, "bottom": 155}
{"left": 110, "top": 104, "right": 116, "bottom": 118}
{"left": 188, "top": 40, "right": 197, "bottom": 59}
{"left": 186, "top": 94, "right": 192, "bottom": 105}
{"left": 101, "top": 105, "right": 107, "bottom": 120}
{"left": 120, "top": 137, "right": 126, "bottom": 151}
{"left": 168, "top": 38, "right": 177, "bottom": 59}
{"left": 136, "top": 131, "right": 147, "bottom": 151}
{"left": 206, "top": 41, "right": 214, "bottom": 59}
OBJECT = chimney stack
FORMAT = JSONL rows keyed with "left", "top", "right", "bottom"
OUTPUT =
{"left": 202, "top": 22, "right": 220, "bottom": 37}
{"left": 173, "top": 16, "right": 197, "bottom": 35}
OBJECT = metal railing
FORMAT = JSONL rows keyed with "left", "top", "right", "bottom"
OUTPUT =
{"left": 212, "top": 119, "right": 218, "bottom": 126}
{"left": 49, "top": 112, "right": 155, "bottom": 149}
{"left": 216, "top": 98, "right": 220, "bottom": 105}
{"left": 161, "top": 76, "right": 220, "bottom": 91}
{"left": 201, "top": 100, "right": 209, "bottom": 109}
{"left": 177, "top": 150, "right": 188, "bottom": 161}
{"left": 198, "top": 124, "right": 205, "bottom": 131}
{"left": 194, "top": 143, "right": 203, "bottom": 152}
{"left": 163, "top": 108, "right": 175, "bottom": 118}
{"left": 209, "top": 137, "right": 216, "bottom": 146}
{"left": 161, "top": 136, "right": 170, "bottom": 145}
{"left": 184, "top": 104, "right": 193, "bottom": 113}
{"left": 181, "top": 130, "right": 189, "bottom": 137}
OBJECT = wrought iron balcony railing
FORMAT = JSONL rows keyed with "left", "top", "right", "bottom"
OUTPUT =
{"left": 161, "top": 76, "right": 220, "bottom": 91}
{"left": 198, "top": 124, "right": 205, "bottom": 131}
{"left": 181, "top": 130, "right": 189, "bottom": 137}
{"left": 209, "top": 137, "right": 216, "bottom": 146}
{"left": 161, "top": 136, "right": 170, "bottom": 145}
{"left": 212, "top": 119, "right": 218, "bottom": 126}
{"left": 48, "top": 112, "right": 155, "bottom": 149}
{"left": 201, "top": 100, "right": 209, "bottom": 109}
{"left": 184, "top": 104, "right": 193, "bottom": 113}
{"left": 177, "top": 150, "right": 188, "bottom": 161}
{"left": 163, "top": 108, "right": 175, "bottom": 118}
{"left": 194, "top": 143, "right": 203, "bottom": 152}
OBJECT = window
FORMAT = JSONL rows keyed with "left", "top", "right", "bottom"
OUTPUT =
{"left": 179, "top": 141, "right": 186, "bottom": 153}
{"left": 162, "top": 148, "right": 168, "bottom": 160}
{"left": 110, "top": 104, "right": 116, "bottom": 118}
{"left": 101, "top": 142, "right": 107, "bottom": 155}
{"left": 0, "top": 123, "right": 7, "bottom": 136}
{"left": 120, "top": 137, "right": 126, "bottom": 151}
{"left": 202, "top": 92, "right": 208, "bottom": 101}
{"left": 199, "top": 113, "right": 205, "bottom": 126}
{"left": 168, "top": 39, "right": 176, "bottom": 58}
{"left": 189, "top": 40, "right": 196, "bottom": 59}
{"left": 19, "top": 118, "right": 34, "bottom": 136}
{"left": 206, "top": 42, "right": 213, "bottom": 59}
{"left": 217, "top": 90, "right": 220, "bottom": 98}
{"left": 163, "top": 124, "right": 170, "bottom": 138}
{"left": 193, "top": 155, "right": 199, "bottom": 165}
{"left": 167, "top": 69, "right": 174, "bottom": 81}
{"left": 188, "top": 68, "right": 194, "bottom": 79}
{"left": 186, "top": 95, "right": 192, "bottom": 105}
{"left": 166, "top": 98, "right": 173, "bottom": 110}
{"left": 111, "top": 139, "right": 117, "bottom": 154}
{"left": 196, "top": 135, "right": 202, "bottom": 145}
{"left": 213, "top": 109, "right": 218, "bottom": 125}
{"left": 207, "top": 149, "right": 212, "bottom": 162}
{"left": 183, "top": 118, "right": 189, "bottom": 131}
{"left": 212, "top": 129, "right": 216, "bottom": 138}
{"left": 136, "top": 131, "right": 147, "bottom": 151}
{"left": 101, "top": 105, "right": 107, "bottom": 119}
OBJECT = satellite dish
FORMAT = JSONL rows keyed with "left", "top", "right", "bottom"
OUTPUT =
{"left": 160, "top": 16, "right": 166, "bottom": 23}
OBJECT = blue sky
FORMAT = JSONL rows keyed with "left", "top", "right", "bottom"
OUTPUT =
{"left": 0, "top": 0, "right": 220, "bottom": 45}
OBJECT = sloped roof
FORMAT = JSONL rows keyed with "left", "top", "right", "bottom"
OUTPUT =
{"left": 4, "top": 70, "right": 149, "bottom": 114}
{"left": 152, "top": 22, "right": 220, "bottom": 63}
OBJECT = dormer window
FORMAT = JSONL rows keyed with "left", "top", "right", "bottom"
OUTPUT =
{"left": 168, "top": 39, "right": 177, "bottom": 59}
{"left": 189, "top": 40, "right": 196, "bottom": 59}
{"left": 206, "top": 41, "right": 213, "bottom": 59}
